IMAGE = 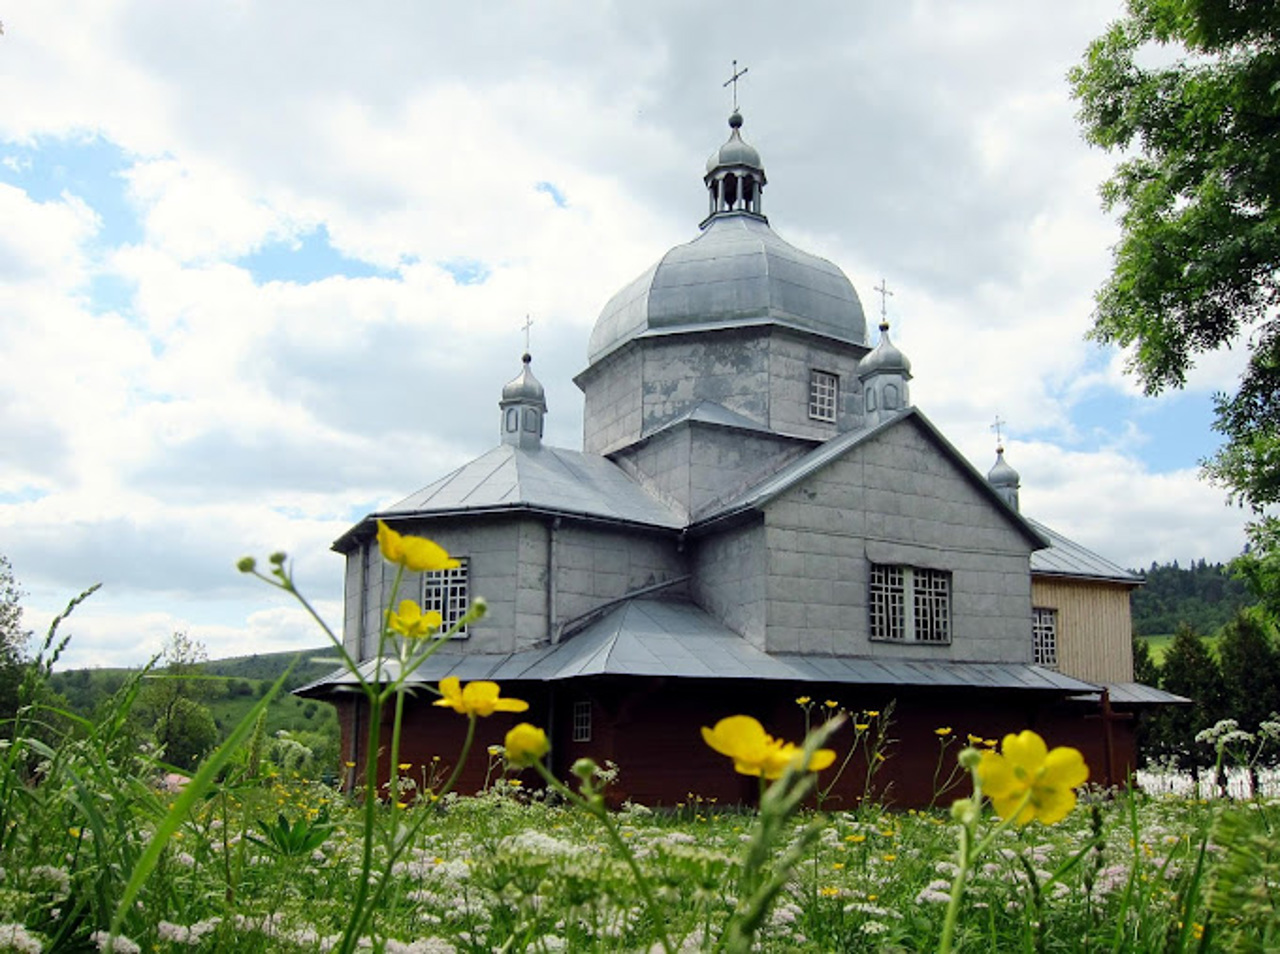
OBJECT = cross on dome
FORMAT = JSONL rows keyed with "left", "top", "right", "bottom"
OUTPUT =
{"left": 723, "top": 59, "right": 749, "bottom": 112}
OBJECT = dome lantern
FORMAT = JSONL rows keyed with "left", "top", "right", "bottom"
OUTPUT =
{"left": 702, "top": 110, "right": 767, "bottom": 226}
{"left": 499, "top": 353, "right": 547, "bottom": 450}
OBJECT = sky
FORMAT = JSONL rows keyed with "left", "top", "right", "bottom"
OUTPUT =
{"left": 0, "top": 1, "right": 1255, "bottom": 670}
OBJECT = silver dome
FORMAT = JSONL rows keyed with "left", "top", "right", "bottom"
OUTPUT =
{"left": 587, "top": 214, "right": 868, "bottom": 364}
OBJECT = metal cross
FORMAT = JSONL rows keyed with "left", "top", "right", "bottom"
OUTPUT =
{"left": 991, "top": 415, "right": 1007, "bottom": 448}
{"left": 723, "top": 60, "right": 749, "bottom": 111}
{"left": 522, "top": 314, "right": 534, "bottom": 353}
{"left": 872, "top": 278, "right": 894, "bottom": 322}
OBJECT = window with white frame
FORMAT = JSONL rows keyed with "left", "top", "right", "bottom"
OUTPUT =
{"left": 1032, "top": 607, "right": 1058, "bottom": 668}
{"left": 870, "top": 564, "right": 951, "bottom": 644}
{"left": 572, "top": 699, "right": 592, "bottom": 743}
{"left": 422, "top": 558, "right": 470, "bottom": 638}
{"left": 808, "top": 369, "right": 839, "bottom": 422}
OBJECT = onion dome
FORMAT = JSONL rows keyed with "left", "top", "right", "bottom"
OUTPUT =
{"left": 499, "top": 353, "right": 547, "bottom": 449}
{"left": 988, "top": 446, "right": 1021, "bottom": 511}
{"left": 705, "top": 110, "right": 763, "bottom": 173}
{"left": 858, "top": 321, "right": 912, "bottom": 378}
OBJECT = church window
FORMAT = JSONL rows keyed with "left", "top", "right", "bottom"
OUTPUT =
{"left": 422, "top": 558, "right": 470, "bottom": 638}
{"left": 809, "top": 370, "right": 838, "bottom": 422}
{"left": 523, "top": 408, "right": 539, "bottom": 432}
{"left": 572, "top": 699, "right": 592, "bottom": 742}
{"left": 883, "top": 383, "right": 899, "bottom": 410}
{"left": 870, "top": 564, "right": 951, "bottom": 644}
{"left": 1032, "top": 607, "right": 1058, "bottom": 668}
{"left": 505, "top": 408, "right": 518, "bottom": 432}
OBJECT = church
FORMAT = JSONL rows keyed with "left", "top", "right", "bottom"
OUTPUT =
{"left": 301, "top": 108, "right": 1179, "bottom": 807}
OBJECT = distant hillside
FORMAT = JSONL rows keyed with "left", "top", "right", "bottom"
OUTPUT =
{"left": 48, "top": 645, "right": 343, "bottom": 745}
{"left": 1130, "top": 559, "right": 1252, "bottom": 636}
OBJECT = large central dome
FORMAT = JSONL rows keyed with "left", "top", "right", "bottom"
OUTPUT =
{"left": 587, "top": 113, "right": 868, "bottom": 365}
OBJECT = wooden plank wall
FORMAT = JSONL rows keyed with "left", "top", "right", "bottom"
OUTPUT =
{"left": 1031, "top": 577, "right": 1135, "bottom": 684}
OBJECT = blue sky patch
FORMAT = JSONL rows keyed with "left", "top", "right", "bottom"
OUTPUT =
{"left": 1039, "top": 390, "right": 1223, "bottom": 473}
{"left": 236, "top": 224, "right": 395, "bottom": 285}
{"left": 535, "top": 181, "right": 567, "bottom": 208}
{"left": 439, "top": 257, "right": 491, "bottom": 286}
{"left": 1, "top": 135, "right": 144, "bottom": 248}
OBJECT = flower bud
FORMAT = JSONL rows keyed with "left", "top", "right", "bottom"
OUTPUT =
{"left": 958, "top": 747, "right": 982, "bottom": 770}
{"left": 236, "top": 556, "right": 257, "bottom": 573}
{"left": 269, "top": 551, "right": 287, "bottom": 566}
{"left": 572, "top": 758, "right": 599, "bottom": 781}
{"left": 950, "top": 797, "right": 979, "bottom": 825}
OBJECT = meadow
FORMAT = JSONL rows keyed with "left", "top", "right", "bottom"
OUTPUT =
{"left": 4, "top": 542, "right": 1277, "bottom": 953}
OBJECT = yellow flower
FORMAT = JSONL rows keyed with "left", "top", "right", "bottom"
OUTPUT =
{"left": 795, "top": 696, "right": 812, "bottom": 705}
{"left": 977, "top": 730, "right": 1089, "bottom": 826}
{"left": 854, "top": 723, "right": 870, "bottom": 732}
{"left": 388, "top": 600, "right": 443, "bottom": 638}
{"left": 433, "top": 676, "right": 529, "bottom": 717}
{"left": 487, "top": 744, "right": 503, "bottom": 756}
{"left": 967, "top": 733, "right": 983, "bottom": 744}
{"left": 376, "top": 520, "right": 461, "bottom": 572}
{"left": 935, "top": 726, "right": 952, "bottom": 736}
{"left": 824, "top": 700, "right": 839, "bottom": 709}
{"left": 701, "top": 715, "right": 837, "bottom": 779}
{"left": 397, "top": 762, "right": 411, "bottom": 771}
{"left": 504, "top": 723, "right": 550, "bottom": 766}
{"left": 865, "top": 710, "right": 880, "bottom": 718}
{"left": 344, "top": 761, "right": 356, "bottom": 768}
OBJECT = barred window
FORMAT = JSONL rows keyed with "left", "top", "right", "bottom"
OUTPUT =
{"left": 1032, "top": 607, "right": 1058, "bottom": 668}
{"left": 870, "top": 564, "right": 951, "bottom": 644}
{"left": 572, "top": 700, "right": 592, "bottom": 743}
{"left": 809, "top": 370, "right": 838, "bottom": 422}
{"left": 422, "top": 558, "right": 470, "bottom": 638}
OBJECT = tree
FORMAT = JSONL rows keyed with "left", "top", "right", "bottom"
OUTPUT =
{"left": 1069, "top": 1, "right": 1280, "bottom": 517}
{"left": 135, "top": 631, "right": 217, "bottom": 769}
{"left": 1151, "top": 624, "right": 1228, "bottom": 769}
{"left": 0, "top": 555, "right": 30, "bottom": 725}
{"left": 1217, "top": 608, "right": 1280, "bottom": 734}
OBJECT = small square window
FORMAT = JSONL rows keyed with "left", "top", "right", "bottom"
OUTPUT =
{"left": 572, "top": 700, "right": 592, "bottom": 743}
{"left": 870, "top": 564, "right": 951, "bottom": 644}
{"left": 422, "top": 558, "right": 470, "bottom": 638}
{"left": 809, "top": 370, "right": 838, "bottom": 422}
{"left": 1033, "top": 607, "right": 1058, "bottom": 668}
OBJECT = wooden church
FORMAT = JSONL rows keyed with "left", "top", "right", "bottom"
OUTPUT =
{"left": 300, "top": 109, "right": 1181, "bottom": 807}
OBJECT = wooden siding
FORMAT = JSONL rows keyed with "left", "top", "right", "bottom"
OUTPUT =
{"left": 1031, "top": 577, "right": 1134, "bottom": 684}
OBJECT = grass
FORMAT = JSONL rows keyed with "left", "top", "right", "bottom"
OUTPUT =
{"left": 1137, "top": 633, "right": 1221, "bottom": 665}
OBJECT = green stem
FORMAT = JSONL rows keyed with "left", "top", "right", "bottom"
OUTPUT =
{"left": 387, "top": 685, "right": 408, "bottom": 806}
{"left": 532, "top": 760, "right": 675, "bottom": 954}
{"left": 437, "top": 714, "right": 478, "bottom": 799}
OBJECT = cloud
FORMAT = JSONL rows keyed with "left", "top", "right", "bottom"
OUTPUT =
{"left": 0, "top": 0, "right": 1252, "bottom": 670}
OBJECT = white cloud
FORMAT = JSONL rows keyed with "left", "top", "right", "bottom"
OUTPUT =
{"left": 0, "top": 0, "right": 1254, "bottom": 669}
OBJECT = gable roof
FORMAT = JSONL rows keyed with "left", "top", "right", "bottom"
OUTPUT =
{"left": 297, "top": 597, "right": 1099, "bottom": 695}
{"left": 333, "top": 443, "right": 685, "bottom": 551}
{"left": 689, "top": 407, "right": 1050, "bottom": 550}
{"left": 1027, "top": 518, "right": 1141, "bottom": 585}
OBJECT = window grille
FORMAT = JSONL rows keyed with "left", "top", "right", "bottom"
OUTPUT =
{"left": 809, "top": 370, "right": 838, "bottom": 422}
{"left": 870, "top": 564, "right": 951, "bottom": 644}
{"left": 1032, "top": 607, "right": 1058, "bottom": 668}
{"left": 422, "top": 558, "right": 470, "bottom": 638}
{"left": 572, "top": 700, "right": 592, "bottom": 743}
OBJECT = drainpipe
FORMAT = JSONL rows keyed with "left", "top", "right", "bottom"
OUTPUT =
{"left": 549, "top": 517, "right": 562, "bottom": 644}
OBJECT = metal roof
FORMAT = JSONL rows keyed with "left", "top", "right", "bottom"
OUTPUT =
{"left": 335, "top": 444, "right": 685, "bottom": 548}
{"left": 1027, "top": 518, "right": 1141, "bottom": 584}
{"left": 1100, "top": 682, "right": 1191, "bottom": 706}
{"left": 297, "top": 598, "right": 1099, "bottom": 695}
{"left": 588, "top": 213, "right": 867, "bottom": 365}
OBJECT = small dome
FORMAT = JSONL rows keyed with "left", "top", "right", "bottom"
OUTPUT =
{"left": 988, "top": 447, "right": 1020, "bottom": 487}
{"left": 706, "top": 111, "right": 763, "bottom": 173}
{"left": 859, "top": 322, "right": 912, "bottom": 377}
{"left": 502, "top": 353, "right": 546, "bottom": 404}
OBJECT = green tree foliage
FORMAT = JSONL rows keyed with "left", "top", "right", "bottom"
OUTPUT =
{"left": 1130, "top": 558, "right": 1252, "bottom": 635}
{"left": 134, "top": 631, "right": 218, "bottom": 770}
{"left": 1070, "top": 0, "right": 1280, "bottom": 517}
{"left": 1216, "top": 608, "right": 1280, "bottom": 735}
{"left": 1147, "top": 623, "right": 1228, "bottom": 768}
{"left": 0, "top": 555, "right": 31, "bottom": 725}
